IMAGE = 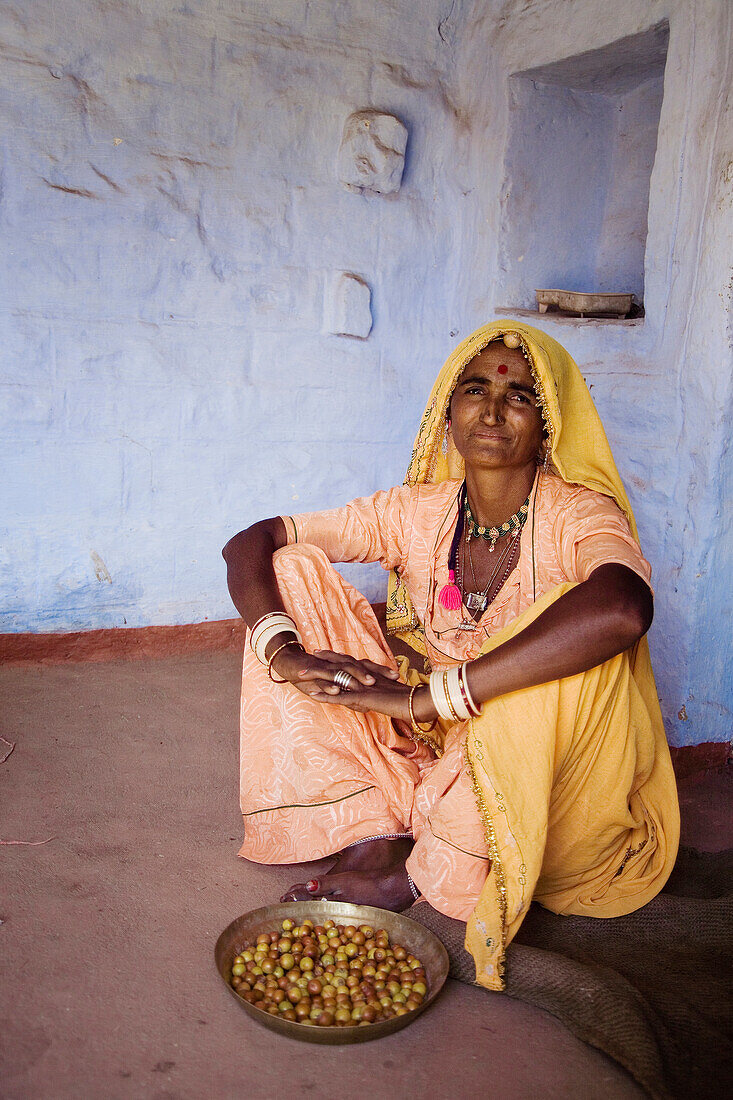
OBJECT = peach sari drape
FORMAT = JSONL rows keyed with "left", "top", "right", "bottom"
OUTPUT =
{"left": 238, "top": 542, "right": 491, "bottom": 920}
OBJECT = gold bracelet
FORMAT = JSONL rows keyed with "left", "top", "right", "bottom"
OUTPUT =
{"left": 408, "top": 685, "right": 438, "bottom": 736}
{"left": 267, "top": 640, "right": 305, "bottom": 683}
{"left": 442, "top": 670, "right": 461, "bottom": 723}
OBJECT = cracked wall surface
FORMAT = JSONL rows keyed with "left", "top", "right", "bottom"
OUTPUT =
{"left": 1, "top": 0, "right": 730, "bottom": 748}
{"left": 0, "top": 0, "right": 467, "bottom": 629}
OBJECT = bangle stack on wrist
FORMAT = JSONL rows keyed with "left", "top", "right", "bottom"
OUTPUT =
{"left": 428, "top": 663, "right": 480, "bottom": 722}
{"left": 250, "top": 612, "right": 304, "bottom": 666}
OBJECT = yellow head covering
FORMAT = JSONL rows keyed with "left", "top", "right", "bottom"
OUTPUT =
{"left": 386, "top": 318, "right": 638, "bottom": 637}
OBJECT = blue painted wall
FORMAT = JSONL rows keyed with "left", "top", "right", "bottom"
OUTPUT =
{"left": 0, "top": 0, "right": 465, "bottom": 628}
{"left": 1, "top": 1, "right": 730, "bottom": 748}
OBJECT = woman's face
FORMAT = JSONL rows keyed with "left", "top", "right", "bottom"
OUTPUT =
{"left": 449, "top": 342, "right": 545, "bottom": 472}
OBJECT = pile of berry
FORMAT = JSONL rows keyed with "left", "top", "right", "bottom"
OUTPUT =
{"left": 229, "top": 917, "right": 428, "bottom": 1027}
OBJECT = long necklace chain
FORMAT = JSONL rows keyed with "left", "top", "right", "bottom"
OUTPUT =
{"left": 460, "top": 528, "right": 520, "bottom": 615}
{"left": 467, "top": 526, "right": 516, "bottom": 592}
{"left": 465, "top": 494, "right": 530, "bottom": 551}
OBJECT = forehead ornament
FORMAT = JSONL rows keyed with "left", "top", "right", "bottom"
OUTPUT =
{"left": 502, "top": 332, "right": 521, "bottom": 349}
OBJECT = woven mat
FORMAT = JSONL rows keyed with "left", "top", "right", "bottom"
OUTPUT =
{"left": 409, "top": 847, "right": 733, "bottom": 1100}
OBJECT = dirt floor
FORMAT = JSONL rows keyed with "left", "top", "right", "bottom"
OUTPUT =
{"left": 1, "top": 650, "right": 730, "bottom": 1100}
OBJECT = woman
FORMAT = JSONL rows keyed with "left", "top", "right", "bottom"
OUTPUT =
{"left": 223, "top": 320, "right": 679, "bottom": 990}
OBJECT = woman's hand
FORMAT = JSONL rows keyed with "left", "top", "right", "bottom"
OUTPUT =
{"left": 271, "top": 645, "right": 438, "bottom": 726}
{"left": 307, "top": 661, "right": 414, "bottom": 722}
{"left": 296, "top": 651, "right": 438, "bottom": 726}
{"left": 271, "top": 645, "right": 401, "bottom": 699}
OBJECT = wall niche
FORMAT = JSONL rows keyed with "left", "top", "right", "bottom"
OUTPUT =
{"left": 498, "top": 21, "right": 669, "bottom": 316}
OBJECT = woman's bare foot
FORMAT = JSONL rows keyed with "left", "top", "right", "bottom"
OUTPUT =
{"left": 280, "top": 838, "right": 416, "bottom": 911}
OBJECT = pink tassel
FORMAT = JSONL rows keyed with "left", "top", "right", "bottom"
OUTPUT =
{"left": 438, "top": 570, "right": 462, "bottom": 610}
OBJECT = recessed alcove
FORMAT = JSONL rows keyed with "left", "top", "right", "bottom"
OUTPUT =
{"left": 497, "top": 21, "right": 669, "bottom": 317}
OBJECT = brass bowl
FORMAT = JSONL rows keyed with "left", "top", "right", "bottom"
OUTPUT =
{"left": 215, "top": 900, "right": 450, "bottom": 1044}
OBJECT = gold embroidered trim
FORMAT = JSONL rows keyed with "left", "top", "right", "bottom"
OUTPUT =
{"left": 613, "top": 837, "right": 648, "bottom": 877}
{"left": 465, "top": 730, "right": 508, "bottom": 988}
{"left": 428, "top": 817, "right": 490, "bottom": 860}
{"left": 242, "top": 784, "right": 376, "bottom": 817}
{"left": 408, "top": 727, "right": 444, "bottom": 756}
{"left": 385, "top": 572, "right": 420, "bottom": 633}
{"left": 408, "top": 395, "right": 439, "bottom": 485}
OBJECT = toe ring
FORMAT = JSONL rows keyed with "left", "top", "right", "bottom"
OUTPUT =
{"left": 306, "top": 878, "right": 320, "bottom": 893}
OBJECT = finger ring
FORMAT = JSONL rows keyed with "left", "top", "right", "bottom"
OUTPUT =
{"left": 333, "top": 669, "right": 354, "bottom": 690}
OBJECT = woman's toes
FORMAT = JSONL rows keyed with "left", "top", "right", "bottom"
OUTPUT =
{"left": 279, "top": 878, "right": 332, "bottom": 903}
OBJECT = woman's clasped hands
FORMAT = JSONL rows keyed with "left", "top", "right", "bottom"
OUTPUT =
{"left": 270, "top": 644, "right": 428, "bottom": 723}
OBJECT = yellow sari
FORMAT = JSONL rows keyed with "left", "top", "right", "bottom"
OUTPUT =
{"left": 387, "top": 320, "right": 680, "bottom": 990}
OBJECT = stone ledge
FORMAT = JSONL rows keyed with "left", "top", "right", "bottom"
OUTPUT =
{"left": 669, "top": 741, "right": 731, "bottom": 780}
{"left": 494, "top": 307, "right": 645, "bottom": 327}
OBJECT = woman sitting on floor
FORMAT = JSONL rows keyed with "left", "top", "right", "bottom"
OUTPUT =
{"left": 222, "top": 320, "right": 679, "bottom": 990}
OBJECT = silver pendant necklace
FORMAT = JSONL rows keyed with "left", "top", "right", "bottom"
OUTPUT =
{"left": 462, "top": 529, "right": 519, "bottom": 614}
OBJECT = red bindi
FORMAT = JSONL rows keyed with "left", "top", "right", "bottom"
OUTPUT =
{"left": 497, "top": 363, "right": 508, "bottom": 374}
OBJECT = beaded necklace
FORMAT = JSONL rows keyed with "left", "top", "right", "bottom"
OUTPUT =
{"left": 465, "top": 493, "right": 530, "bottom": 551}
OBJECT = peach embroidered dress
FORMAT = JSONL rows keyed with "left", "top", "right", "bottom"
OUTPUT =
{"left": 238, "top": 320, "right": 680, "bottom": 991}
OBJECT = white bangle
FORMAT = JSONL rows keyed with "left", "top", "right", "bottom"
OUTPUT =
{"left": 429, "top": 667, "right": 474, "bottom": 723}
{"left": 429, "top": 670, "right": 454, "bottom": 722}
{"left": 250, "top": 613, "right": 302, "bottom": 665}
{"left": 254, "top": 621, "right": 303, "bottom": 665}
{"left": 250, "top": 613, "right": 297, "bottom": 652}
{"left": 445, "top": 665, "right": 472, "bottom": 720}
